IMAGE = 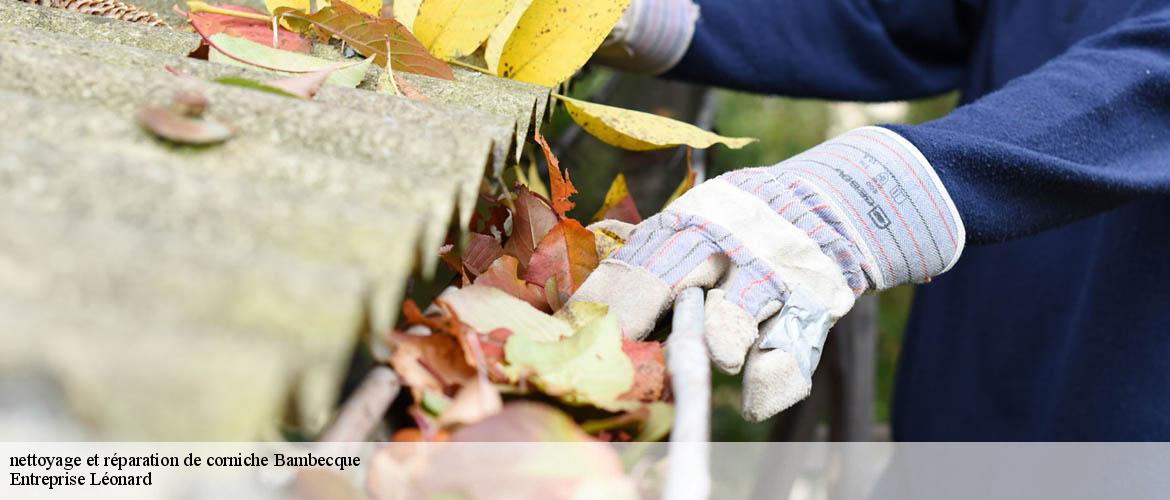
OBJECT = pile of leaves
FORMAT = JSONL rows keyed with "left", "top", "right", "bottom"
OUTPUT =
{"left": 165, "top": 0, "right": 755, "bottom": 151}
{"left": 385, "top": 134, "right": 692, "bottom": 443}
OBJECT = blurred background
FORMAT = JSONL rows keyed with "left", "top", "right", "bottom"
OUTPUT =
{"left": 546, "top": 68, "right": 958, "bottom": 441}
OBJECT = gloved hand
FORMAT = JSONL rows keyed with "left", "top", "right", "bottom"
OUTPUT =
{"left": 594, "top": 0, "right": 700, "bottom": 75}
{"left": 572, "top": 127, "right": 965, "bottom": 421}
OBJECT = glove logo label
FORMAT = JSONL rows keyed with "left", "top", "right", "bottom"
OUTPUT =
{"left": 868, "top": 206, "right": 891, "bottom": 229}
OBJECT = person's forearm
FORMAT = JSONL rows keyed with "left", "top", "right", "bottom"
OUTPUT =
{"left": 885, "top": 9, "right": 1170, "bottom": 244}
{"left": 613, "top": 0, "right": 979, "bottom": 100}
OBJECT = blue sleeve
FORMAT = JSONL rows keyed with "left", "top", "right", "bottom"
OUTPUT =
{"left": 664, "top": 0, "right": 984, "bottom": 100}
{"left": 887, "top": 9, "right": 1170, "bottom": 244}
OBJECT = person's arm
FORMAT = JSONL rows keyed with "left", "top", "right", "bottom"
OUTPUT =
{"left": 890, "top": 9, "right": 1170, "bottom": 242}
{"left": 604, "top": 0, "right": 985, "bottom": 100}
{"left": 576, "top": 8, "right": 1170, "bottom": 421}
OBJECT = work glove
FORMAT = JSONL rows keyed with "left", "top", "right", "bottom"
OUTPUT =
{"left": 572, "top": 127, "right": 965, "bottom": 421}
{"left": 594, "top": 0, "right": 700, "bottom": 75}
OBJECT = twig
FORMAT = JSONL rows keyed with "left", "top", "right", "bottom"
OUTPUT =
{"left": 448, "top": 59, "right": 492, "bottom": 75}
{"left": 317, "top": 367, "right": 400, "bottom": 451}
{"left": 664, "top": 287, "right": 710, "bottom": 500}
{"left": 186, "top": 1, "right": 269, "bottom": 21}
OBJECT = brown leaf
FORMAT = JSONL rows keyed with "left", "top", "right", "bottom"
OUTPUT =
{"left": 437, "top": 377, "right": 502, "bottom": 427}
{"left": 388, "top": 330, "right": 476, "bottom": 397}
{"left": 618, "top": 339, "right": 666, "bottom": 402}
{"left": 276, "top": 1, "right": 454, "bottom": 79}
{"left": 393, "top": 73, "right": 429, "bottom": 100}
{"left": 137, "top": 105, "right": 232, "bottom": 145}
{"left": 478, "top": 327, "right": 513, "bottom": 383}
{"left": 462, "top": 233, "right": 504, "bottom": 277}
{"left": 534, "top": 130, "right": 577, "bottom": 217}
{"left": 186, "top": 4, "right": 311, "bottom": 54}
{"left": 474, "top": 255, "right": 550, "bottom": 312}
{"left": 501, "top": 185, "right": 558, "bottom": 267}
{"left": 590, "top": 173, "right": 642, "bottom": 224}
{"left": 523, "top": 219, "right": 598, "bottom": 298}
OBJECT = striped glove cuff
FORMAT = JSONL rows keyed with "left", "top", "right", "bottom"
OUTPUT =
{"left": 746, "top": 126, "right": 966, "bottom": 290}
{"left": 596, "top": 0, "right": 700, "bottom": 75}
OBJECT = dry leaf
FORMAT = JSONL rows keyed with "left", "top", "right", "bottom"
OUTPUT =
{"left": 462, "top": 232, "right": 505, "bottom": 277}
{"left": 186, "top": 2, "right": 311, "bottom": 53}
{"left": 580, "top": 402, "right": 673, "bottom": 442}
{"left": 413, "top": 0, "right": 510, "bottom": 61}
{"left": 484, "top": 0, "right": 531, "bottom": 74}
{"left": 523, "top": 219, "right": 598, "bottom": 298}
{"left": 504, "top": 311, "right": 635, "bottom": 410}
{"left": 390, "top": 0, "right": 422, "bottom": 29}
{"left": 534, "top": 131, "right": 576, "bottom": 217}
{"left": 474, "top": 255, "right": 550, "bottom": 311}
{"left": 276, "top": 0, "right": 454, "bottom": 79}
{"left": 138, "top": 105, "right": 232, "bottom": 145}
{"left": 203, "top": 33, "right": 375, "bottom": 87}
{"left": 495, "top": 0, "right": 632, "bottom": 86}
{"left": 215, "top": 63, "right": 343, "bottom": 98}
{"left": 501, "top": 185, "right": 558, "bottom": 266}
{"left": 264, "top": 0, "right": 383, "bottom": 17}
{"left": 558, "top": 94, "right": 758, "bottom": 151}
{"left": 393, "top": 73, "right": 429, "bottom": 100}
{"left": 618, "top": 339, "right": 666, "bottom": 402}
{"left": 388, "top": 330, "right": 476, "bottom": 397}
{"left": 437, "top": 377, "right": 503, "bottom": 427}
{"left": 590, "top": 173, "right": 641, "bottom": 224}
{"left": 438, "top": 285, "right": 572, "bottom": 343}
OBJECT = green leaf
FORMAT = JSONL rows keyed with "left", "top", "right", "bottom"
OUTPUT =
{"left": 207, "top": 34, "right": 374, "bottom": 88}
{"left": 439, "top": 284, "right": 572, "bottom": 342}
{"left": 213, "top": 76, "right": 302, "bottom": 98}
{"left": 275, "top": 1, "right": 455, "bottom": 79}
{"left": 504, "top": 309, "right": 636, "bottom": 410}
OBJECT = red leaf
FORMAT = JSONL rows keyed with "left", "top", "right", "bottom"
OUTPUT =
{"left": 275, "top": 1, "right": 454, "bottom": 79}
{"left": 534, "top": 130, "right": 577, "bottom": 217}
{"left": 619, "top": 340, "right": 667, "bottom": 402}
{"left": 591, "top": 173, "right": 642, "bottom": 224}
{"left": 474, "top": 255, "right": 550, "bottom": 312}
{"left": 478, "top": 328, "right": 513, "bottom": 383}
{"left": 501, "top": 186, "right": 558, "bottom": 267}
{"left": 187, "top": 4, "right": 311, "bottom": 54}
{"left": 462, "top": 233, "right": 504, "bottom": 277}
{"left": 523, "top": 219, "right": 598, "bottom": 298}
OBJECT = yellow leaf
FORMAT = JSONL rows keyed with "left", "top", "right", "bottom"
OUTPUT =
{"left": 484, "top": 0, "right": 530, "bottom": 74}
{"left": 413, "top": 0, "right": 510, "bottom": 61}
{"left": 263, "top": 0, "right": 381, "bottom": 18}
{"left": 495, "top": 0, "right": 632, "bottom": 87}
{"left": 392, "top": 0, "right": 422, "bottom": 30}
{"left": 558, "top": 95, "right": 758, "bottom": 151}
{"left": 345, "top": 0, "right": 383, "bottom": 16}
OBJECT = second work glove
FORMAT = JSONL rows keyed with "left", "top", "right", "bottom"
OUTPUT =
{"left": 572, "top": 127, "right": 965, "bottom": 421}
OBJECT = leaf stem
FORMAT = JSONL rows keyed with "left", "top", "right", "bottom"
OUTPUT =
{"left": 447, "top": 59, "right": 492, "bottom": 75}
{"left": 186, "top": 1, "right": 270, "bottom": 21}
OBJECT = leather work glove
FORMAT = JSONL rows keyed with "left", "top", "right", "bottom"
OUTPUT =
{"left": 572, "top": 127, "right": 966, "bottom": 421}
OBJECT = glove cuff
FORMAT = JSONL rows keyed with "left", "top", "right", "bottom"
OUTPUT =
{"left": 728, "top": 126, "right": 966, "bottom": 290}
{"left": 596, "top": 0, "right": 700, "bottom": 75}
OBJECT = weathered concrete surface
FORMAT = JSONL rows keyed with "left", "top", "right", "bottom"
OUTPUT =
{"left": 0, "top": 0, "right": 551, "bottom": 439}
{"left": 0, "top": 205, "right": 355, "bottom": 439}
{"left": 0, "top": 0, "right": 551, "bottom": 166}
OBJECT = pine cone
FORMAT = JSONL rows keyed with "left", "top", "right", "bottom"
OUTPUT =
{"left": 23, "top": 0, "right": 170, "bottom": 28}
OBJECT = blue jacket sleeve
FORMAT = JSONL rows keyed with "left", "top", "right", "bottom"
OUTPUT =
{"left": 887, "top": 9, "right": 1170, "bottom": 244}
{"left": 665, "top": 0, "right": 984, "bottom": 100}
